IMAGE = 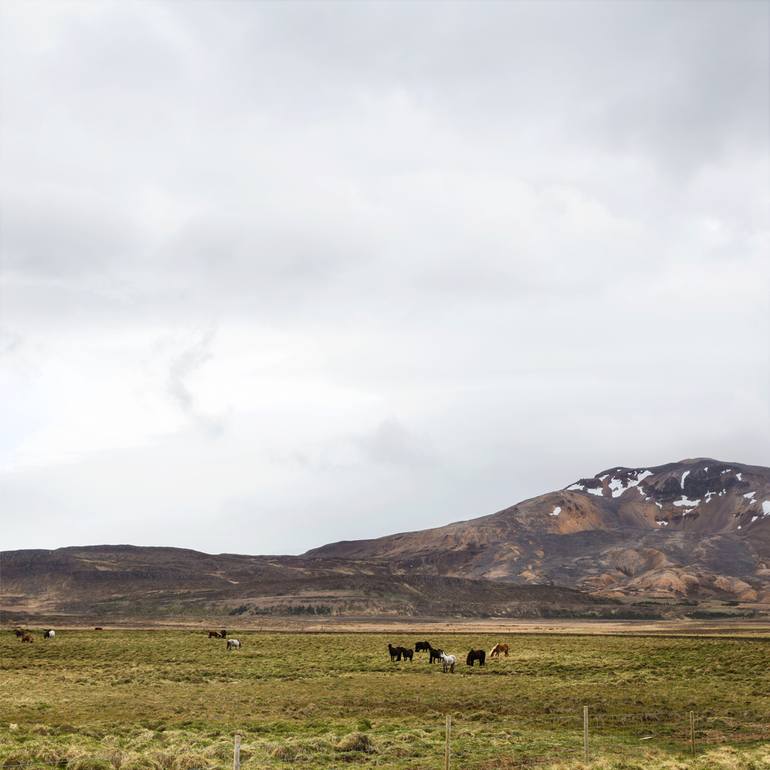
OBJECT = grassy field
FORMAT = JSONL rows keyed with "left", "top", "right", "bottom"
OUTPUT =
{"left": 1, "top": 630, "right": 768, "bottom": 769}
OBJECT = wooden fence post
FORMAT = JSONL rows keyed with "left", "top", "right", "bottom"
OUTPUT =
{"left": 233, "top": 733, "right": 241, "bottom": 770}
{"left": 583, "top": 705, "right": 589, "bottom": 763}
{"left": 689, "top": 711, "right": 695, "bottom": 755}
{"left": 444, "top": 714, "right": 451, "bottom": 770}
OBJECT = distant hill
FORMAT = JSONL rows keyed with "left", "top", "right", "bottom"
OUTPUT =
{"left": 0, "top": 546, "right": 601, "bottom": 621}
{"left": 2, "top": 458, "right": 768, "bottom": 622}
{"left": 309, "top": 458, "right": 770, "bottom": 603}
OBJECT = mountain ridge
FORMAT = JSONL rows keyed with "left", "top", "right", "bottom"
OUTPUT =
{"left": 2, "top": 458, "right": 768, "bottom": 621}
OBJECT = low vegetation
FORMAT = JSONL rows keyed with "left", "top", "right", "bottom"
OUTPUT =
{"left": 1, "top": 630, "right": 768, "bottom": 769}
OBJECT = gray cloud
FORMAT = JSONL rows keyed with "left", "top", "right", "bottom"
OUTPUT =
{"left": 0, "top": 0, "right": 767, "bottom": 554}
{"left": 167, "top": 327, "right": 227, "bottom": 437}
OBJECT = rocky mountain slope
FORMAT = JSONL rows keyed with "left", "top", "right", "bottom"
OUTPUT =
{"left": 2, "top": 458, "right": 768, "bottom": 621}
{"left": 309, "top": 459, "right": 770, "bottom": 602}
{"left": 0, "top": 546, "right": 599, "bottom": 621}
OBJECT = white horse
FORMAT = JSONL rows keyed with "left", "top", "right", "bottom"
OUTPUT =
{"left": 43, "top": 629, "right": 55, "bottom": 639}
{"left": 440, "top": 652, "right": 456, "bottom": 673}
{"left": 226, "top": 638, "right": 241, "bottom": 651}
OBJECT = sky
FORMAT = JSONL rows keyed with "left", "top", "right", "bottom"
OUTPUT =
{"left": 1, "top": 1, "right": 768, "bottom": 555}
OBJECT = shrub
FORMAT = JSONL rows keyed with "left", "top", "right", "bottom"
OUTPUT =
{"left": 334, "top": 733, "right": 375, "bottom": 753}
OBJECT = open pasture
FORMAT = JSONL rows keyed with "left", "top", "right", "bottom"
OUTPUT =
{"left": 1, "top": 630, "right": 768, "bottom": 769}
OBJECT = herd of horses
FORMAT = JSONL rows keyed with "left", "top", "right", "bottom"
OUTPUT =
{"left": 10, "top": 627, "right": 512, "bottom": 668}
{"left": 389, "top": 641, "right": 510, "bottom": 672}
{"left": 207, "top": 629, "right": 242, "bottom": 650}
{"left": 14, "top": 628, "right": 54, "bottom": 642}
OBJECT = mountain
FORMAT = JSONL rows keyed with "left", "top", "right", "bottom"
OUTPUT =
{"left": 2, "top": 458, "right": 768, "bottom": 622}
{"left": 308, "top": 459, "right": 770, "bottom": 603}
{"left": 0, "top": 546, "right": 601, "bottom": 622}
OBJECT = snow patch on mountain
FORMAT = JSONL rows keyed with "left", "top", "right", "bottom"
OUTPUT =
{"left": 673, "top": 496, "right": 701, "bottom": 508}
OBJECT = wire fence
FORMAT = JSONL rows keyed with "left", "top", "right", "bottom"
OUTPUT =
{"left": 1, "top": 708, "right": 769, "bottom": 769}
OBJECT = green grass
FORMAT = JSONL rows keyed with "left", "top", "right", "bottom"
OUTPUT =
{"left": 1, "top": 630, "right": 768, "bottom": 769}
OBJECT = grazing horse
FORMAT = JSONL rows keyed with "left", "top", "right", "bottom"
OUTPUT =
{"left": 226, "top": 639, "right": 241, "bottom": 651}
{"left": 388, "top": 643, "right": 402, "bottom": 662}
{"left": 466, "top": 649, "right": 486, "bottom": 667}
{"left": 440, "top": 652, "right": 456, "bottom": 673}
{"left": 21, "top": 634, "right": 34, "bottom": 643}
{"left": 208, "top": 630, "right": 227, "bottom": 638}
{"left": 14, "top": 629, "right": 25, "bottom": 637}
{"left": 401, "top": 647, "right": 414, "bottom": 662}
{"left": 489, "top": 643, "right": 509, "bottom": 657}
{"left": 415, "top": 641, "right": 432, "bottom": 653}
{"left": 94, "top": 627, "right": 103, "bottom": 631}
{"left": 428, "top": 645, "right": 444, "bottom": 664}
{"left": 43, "top": 629, "right": 55, "bottom": 639}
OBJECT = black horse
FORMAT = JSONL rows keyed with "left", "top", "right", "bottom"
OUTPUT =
{"left": 428, "top": 645, "right": 444, "bottom": 664}
{"left": 415, "top": 641, "right": 432, "bottom": 653}
{"left": 466, "top": 649, "right": 486, "bottom": 667}
{"left": 388, "top": 643, "right": 414, "bottom": 662}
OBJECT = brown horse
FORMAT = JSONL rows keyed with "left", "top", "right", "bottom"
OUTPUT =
{"left": 13, "top": 629, "right": 25, "bottom": 637}
{"left": 489, "top": 643, "right": 509, "bottom": 657}
{"left": 428, "top": 645, "right": 444, "bottom": 664}
{"left": 466, "top": 649, "right": 486, "bottom": 667}
{"left": 208, "top": 630, "right": 227, "bottom": 638}
{"left": 20, "top": 634, "right": 34, "bottom": 643}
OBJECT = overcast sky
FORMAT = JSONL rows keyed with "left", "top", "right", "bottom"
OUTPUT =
{"left": 1, "top": 1, "right": 768, "bottom": 555}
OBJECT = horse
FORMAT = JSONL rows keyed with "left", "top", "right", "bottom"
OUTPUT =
{"left": 401, "top": 647, "right": 414, "bottom": 662}
{"left": 415, "top": 641, "right": 432, "bottom": 653}
{"left": 466, "top": 649, "right": 486, "bottom": 667}
{"left": 13, "top": 629, "right": 24, "bottom": 637}
{"left": 388, "top": 643, "right": 402, "bottom": 662}
{"left": 20, "top": 634, "right": 33, "bottom": 643}
{"left": 428, "top": 645, "right": 444, "bottom": 664}
{"left": 440, "top": 652, "right": 456, "bottom": 673}
{"left": 208, "top": 630, "right": 226, "bottom": 638}
{"left": 94, "top": 627, "right": 103, "bottom": 631}
{"left": 43, "top": 629, "right": 55, "bottom": 639}
{"left": 489, "top": 643, "right": 509, "bottom": 657}
{"left": 226, "top": 639, "right": 241, "bottom": 651}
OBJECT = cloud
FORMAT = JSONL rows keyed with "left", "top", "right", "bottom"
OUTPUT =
{"left": 0, "top": 0, "right": 767, "bottom": 553}
{"left": 167, "top": 327, "right": 227, "bottom": 437}
{"left": 353, "top": 418, "right": 434, "bottom": 468}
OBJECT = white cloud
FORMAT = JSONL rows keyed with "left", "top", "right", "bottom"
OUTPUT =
{"left": 0, "top": 0, "right": 768, "bottom": 553}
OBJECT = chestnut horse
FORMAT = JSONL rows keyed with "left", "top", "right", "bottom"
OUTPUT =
{"left": 489, "top": 643, "right": 509, "bottom": 657}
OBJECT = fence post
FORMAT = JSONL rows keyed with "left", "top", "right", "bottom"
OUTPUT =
{"left": 444, "top": 714, "right": 451, "bottom": 770}
{"left": 233, "top": 733, "right": 241, "bottom": 770}
{"left": 689, "top": 711, "right": 695, "bottom": 755}
{"left": 583, "top": 705, "right": 589, "bottom": 763}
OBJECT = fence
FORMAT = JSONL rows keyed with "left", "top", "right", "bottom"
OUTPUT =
{"left": 2, "top": 708, "right": 768, "bottom": 769}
